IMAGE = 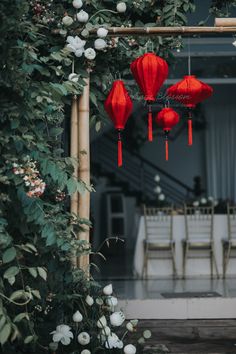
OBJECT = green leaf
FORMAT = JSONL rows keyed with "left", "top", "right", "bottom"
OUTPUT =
{"left": 3, "top": 266, "right": 19, "bottom": 279}
{"left": 0, "top": 323, "right": 11, "bottom": 345}
{"left": 2, "top": 247, "right": 16, "bottom": 263}
{"left": 37, "top": 267, "right": 47, "bottom": 281}
{"left": 13, "top": 313, "right": 29, "bottom": 323}
{"left": 28, "top": 267, "right": 38, "bottom": 278}
{"left": 24, "top": 335, "right": 34, "bottom": 344}
{"left": 10, "top": 290, "right": 30, "bottom": 302}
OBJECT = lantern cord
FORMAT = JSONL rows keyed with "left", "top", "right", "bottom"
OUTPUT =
{"left": 188, "top": 110, "right": 193, "bottom": 146}
{"left": 188, "top": 38, "right": 191, "bottom": 76}
{"left": 165, "top": 132, "right": 169, "bottom": 161}
{"left": 117, "top": 130, "right": 123, "bottom": 167}
{"left": 148, "top": 104, "right": 153, "bottom": 142}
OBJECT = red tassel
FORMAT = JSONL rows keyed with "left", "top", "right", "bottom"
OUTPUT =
{"left": 165, "top": 139, "right": 169, "bottom": 161}
{"left": 188, "top": 112, "right": 193, "bottom": 146}
{"left": 118, "top": 140, "right": 122, "bottom": 167}
{"left": 148, "top": 107, "right": 153, "bottom": 142}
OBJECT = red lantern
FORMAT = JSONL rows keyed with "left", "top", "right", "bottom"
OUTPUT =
{"left": 104, "top": 80, "right": 133, "bottom": 167}
{"left": 130, "top": 53, "right": 168, "bottom": 142}
{"left": 167, "top": 75, "right": 213, "bottom": 146}
{"left": 156, "top": 108, "right": 180, "bottom": 161}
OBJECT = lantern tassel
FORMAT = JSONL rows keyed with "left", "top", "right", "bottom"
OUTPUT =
{"left": 118, "top": 130, "right": 122, "bottom": 167}
{"left": 165, "top": 132, "right": 169, "bottom": 161}
{"left": 148, "top": 105, "right": 153, "bottom": 142}
{"left": 188, "top": 110, "right": 193, "bottom": 146}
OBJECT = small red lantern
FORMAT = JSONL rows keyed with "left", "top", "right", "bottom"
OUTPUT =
{"left": 104, "top": 80, "right": 133, "bottom": 167}
{"left": 167, "top": 75, "right": 213, "bottom": 146}
{"left": 130, "top": 53, "right": 168, "bottom": 142}
{"left": 156, "top": 108, "right": 180, "bottom": 161}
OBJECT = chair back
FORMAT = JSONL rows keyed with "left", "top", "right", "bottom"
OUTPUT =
{"left": 143, "top": 205, "right": 173, "bottom": 242}
{"left": 184, "top": 205, "right": 214, "bottom": 242}
{"left": 227, "top": 204, "right": 236, "bottom": 240}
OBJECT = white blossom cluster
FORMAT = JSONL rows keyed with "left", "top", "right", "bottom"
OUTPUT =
{"left": 13, "top": 160, "right": 46, "bottom": 198}
{"left": 192, "top": 196, "right": 218, "bottom": 208}
{"left": 50, "top": 283, "right": 147, "bottom": 353}
{"left": 153, "top": 174, "right": 165, "bottom": 201}
{"left": 63, "top": 0, "right": 127, "bottom": 64}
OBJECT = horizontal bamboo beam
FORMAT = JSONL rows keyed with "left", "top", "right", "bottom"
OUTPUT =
{"left": 93, "top": 26, "right": 236, "bottom": 36}
{"left": 215, "top": 18, "right": 236, "bottom": 27}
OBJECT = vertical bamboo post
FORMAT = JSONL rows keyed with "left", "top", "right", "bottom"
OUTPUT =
{"left": 70, "top": 95, "right": 79, "bottom": 268}
{"left": 77, "top": 74, "right": 90, "bottom": 270}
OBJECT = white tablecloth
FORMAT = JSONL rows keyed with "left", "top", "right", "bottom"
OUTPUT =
{"left": 133, "top": 215, "right": 236, "bottom": 278}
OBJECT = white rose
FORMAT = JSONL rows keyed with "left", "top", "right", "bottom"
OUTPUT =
{"left": 85, "top": 295, "right": 94, "bottom": 306}
{"left": 106, "top": 296, "right": 118, "bottom": 308}
{"left": 68, "top": 73, "right": 79, "bottom": 82}
{"left": 103, "top": 284, "right": 113, "bottom": 295}
{"left": 62, "top": 16, "right": 73, "bottom": 26}
{"left": 110, "top": 311, "right": 125, "bottom": 327}
{"left": 75, "top": 48, "right": 84, "bottom": 57}
{"left": 158, "top": 193, "right": 165, "bottom": 201}
{"left": 154, "top": 174, "right": 160, "bottom": 182}
{"left": 81, "top": 350, "right": 91, "bottom": 354}
{"left": 78, "top": 332, "right": 90, "bottom": 345}
{"left": 97, "top": 315, "right": 107, "bottom": 329}
{"left": 233, "top": 40, "right": 236, "bottom": 47}
{"left": 126, "top": 322, "right": 134, "bottom": 332}
{"left": 77, "top": 10, "right": 89, "bottom": 23}
{"left": 97, "top": 27, "right": 108, "bottom": 38}
{"left": 154, "top": 186, "right": 161, "bottom": 194}
{"left": 208, "top": 196, "right": 214, "bottom": 202}
{"left": 116, "top": 2, "right": 127, "bottom": 13}
{"left": 73, "top": 0, "right": 83, "bottom": 9}
{"left": 94, "top": 38, "right": 107, "bottom": 50}
{"left": 124, "top": 344, "right": 136, "bottom": 354}
{"left": 84, "top": 48, "right": 96, "bottom": 60}
{"left": 73, "top": 310, "right": 83, "bottom": 322}
{"left": 193, "top": 200, "right": 199, "bottom": 207}
{"left": 201, "top": 197, "right": 207, "bottom": 204}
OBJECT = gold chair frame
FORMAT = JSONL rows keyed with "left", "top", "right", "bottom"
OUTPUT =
{"left": 142, "top": 205, "right": 177, "bottom": 279}
{"left": 222, "top": 204, "right": 236, "bottom": 277}
{"left": 183, "top": 205, "right": 219, "bottom": 279}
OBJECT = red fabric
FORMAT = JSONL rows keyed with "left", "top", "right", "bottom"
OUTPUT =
{"left": 167, "top": 75, "right": 213, "bottom": 108}
{"left": 104, "top": 80, "right": 133, "bottom": 130}
{"left": 165, "top": 140, "right": 169, "bottom": 161}
{"left": 118, "top": 140, "right": 122, "bottom": 167}
{"left": 156, "top": 108, "right": 180, "bottom": 131}
{"left": 188, "top": 117, "right": 193, "bottom": 146}
{"left": 130, "top": 53, "right": 168, "bottom": 102}
{"left": 148, "top": 110, "right": 153, "bottom": 141}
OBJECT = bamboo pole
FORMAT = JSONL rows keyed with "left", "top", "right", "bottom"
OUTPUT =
{"left": 215, "top": 18, "right": 236, "bottom": 27}
{"left": 70, "top": 95, "right": 79, "bottom": 268}
{"left": 77, "top": 75, "right": 90, "bottom": 270}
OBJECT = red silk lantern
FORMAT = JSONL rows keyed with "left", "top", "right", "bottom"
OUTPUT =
{"left": 130, "top": 53, "right": 168, "bottom": 142}
{"left": 167, "top": 75, "right": 213, "bottom": 146}
{"left": 104, "top": 80, "right": 133, "bottom": 167}
{"left": 156, "top": 108, "right": 180, "bottom": 161}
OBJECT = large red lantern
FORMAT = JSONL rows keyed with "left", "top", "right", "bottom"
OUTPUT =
{"left": 104, "top": 80, "right": 133, "bottom": 167}
{"left": 167, "top": 75, "right": 213, "bottom": 146}
{"left": 130, "top": 53, "right": 168, "bottom": 142}
{"left": 156, "top": 108, "right": 180, "bottom": 161}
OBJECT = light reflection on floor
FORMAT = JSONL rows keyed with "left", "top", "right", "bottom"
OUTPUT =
{"left": 109, "top": 277, "right": 236, "bottom": 300}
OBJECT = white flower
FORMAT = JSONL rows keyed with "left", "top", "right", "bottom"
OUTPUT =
{"left": 73, "top": 310, "right": 83, "bottom": 322}
{"left": 105, "top": 333, "right": 123, "bottom": 349}
{"left": 97, "top": 315, "right": 107, "bottom": 329}
{"left": 208, "top": 196, "right": 214, "bottom": 202}
{"left": 143, "top": 329, "right": 152, "bottom": 339}
{"left": 116, "top": 2, "right": 127, "bottom": 13}
{"left": 84, "top": 48, "right": 96, "bottom": 60}
{"left": 66, "top": 36, "right": 86, "bottom": 57}
{"left": 158, "top": 193, "right": 165, "bottom": 201}
{"left": 77, "top": 10, "right": 89, "bottom": 23}
{"left": 62, "top": 16, "right": 73, "bottom": 26}
{"left": 78, "top": 332, "right": 90, "bottom": 345}
{"left": 110, "top": 311, "right": 125, "bottom": 326}
{"left": 154, "top": 186, "right": 161, "bottom": 194}
{"left": 193, "top": 201, "right": 199, "bottom": 207}
{"left": 94, "top": 38, "right": 107, "bottom": 50}
{"left": 232, "top": 40, "right": 236, "bottom": 47}
{"left": 201, "top": 197, "right": 207, "bottom": 204}
{"left": 154, "top": 174, "right": 160, "bottom": 182}
{"left": 214, "top": 200, "right": 219, "bottom": 206}
{"left": 51, "top": 325, "right": 74, "bottom": 346}
{"left": 85, "top": 295, "right": 94, "bottom": 306}
{"left": 97, "top": 28, "right": 108, "bottom": 38}
{"left": 103, "top": 284, "right": 113, "bottom": 295}
{"left": 68, "top": 73, "right": 79, "bottom": 82}
{"left": 106, "top": 296, "right": 118, "bottom": 308}
{"left": 96, "top": 297, "right": 104, "bottom": 305}
{"left": 101, "top": 326, "right": 111, "bottom": 336}
{"left": 81, "top": 350, "right": 91, "bottom": 354}
{"left": 73, "top": 0, "right": 83, "bottom": 8}
{"left": 126, "top": 322, "right": 134, "bottom": 332}
{"left": 124, "top": 344, "right": 136, "bottom": 354}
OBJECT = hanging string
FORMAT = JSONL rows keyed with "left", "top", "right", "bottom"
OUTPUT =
{"left": 148, "top": 104, "right": 153, "bottom": 142}
{"left": 188, "top": 38, "right": 191, "bottom": 76}
{"left": 188, "top": 110, "right": 193, "bottom": 146}
{"left": 117, "top": 130, "right": 123, "bottom": 167}
{"left": 72, "top": 59, "right": 75, "bottom": 74}
{"left": 165, "top": 132, "right": 169, "bottom": 161}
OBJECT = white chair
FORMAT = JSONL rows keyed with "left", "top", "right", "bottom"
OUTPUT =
{"left": 183, "top": 205, "right": 219, "bottom": 279}
{"left": 142, "top": 205, "right": 177, "bottom": 279}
